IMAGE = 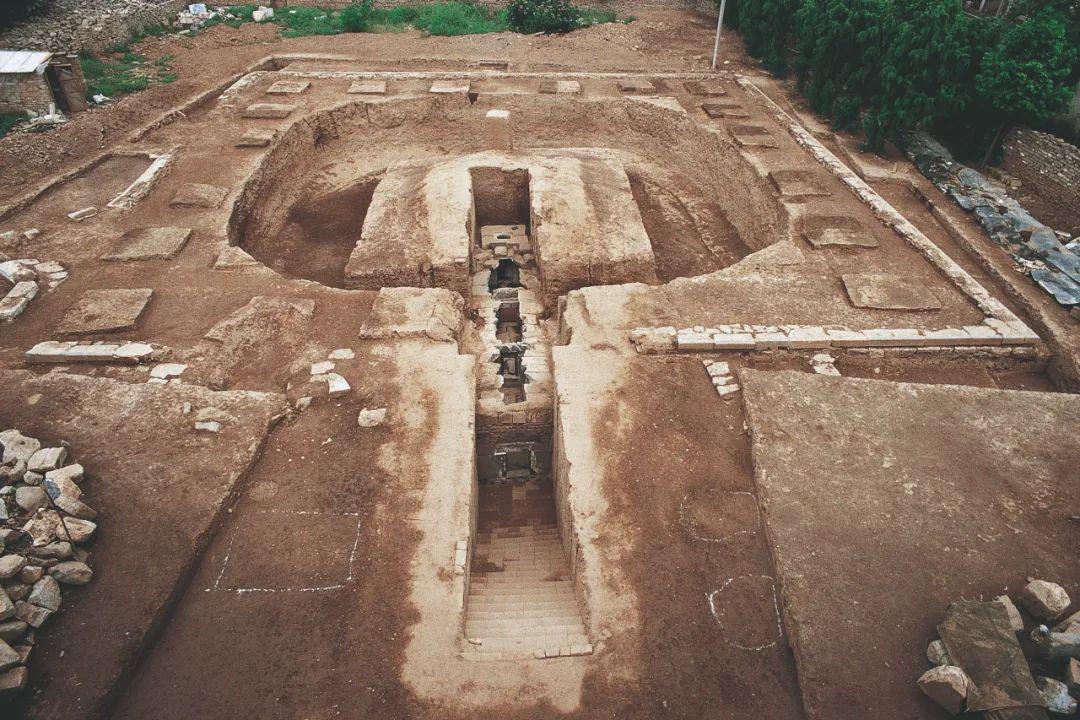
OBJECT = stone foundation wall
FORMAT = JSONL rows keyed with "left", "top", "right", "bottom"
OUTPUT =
{"left": 0, "top": 0, "right": 189, "bottom": 53}
{"left": 1002, "top": 128, "right": 1080, "bottom": 221}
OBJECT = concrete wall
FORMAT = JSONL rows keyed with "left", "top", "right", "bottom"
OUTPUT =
{"left": 1002, "top": 127, "right": 1080, "bottom": 223}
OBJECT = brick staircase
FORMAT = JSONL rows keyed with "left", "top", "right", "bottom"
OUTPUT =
{"left": 465, "top": 522, "right": 593, "bottom": 660}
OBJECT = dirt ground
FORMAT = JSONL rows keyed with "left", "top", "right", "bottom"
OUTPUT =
{"left": 740, "top": 369, "right": 1080, "bottom": 720}
{"left": 0, "top": 8, "right": 1076, "bottom": 720}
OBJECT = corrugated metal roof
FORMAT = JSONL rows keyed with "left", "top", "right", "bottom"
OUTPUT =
{"left": 0, "top": 50, "right": 53, "bottom": 75}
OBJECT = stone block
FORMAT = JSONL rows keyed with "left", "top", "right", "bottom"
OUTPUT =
{"left": 102, "top": 227, "right": 192, "bottom": 262}
{"left": 842, "top": 273, "right": 942, "bottom": 311}
{"left": 962, "top": 325, "right": 1003, "bottom": 345}
{"left": 235, "top": 130, "right": 276, "bottom": 147}
{"left": 241, "top": 103, "right": 296, "bottom": 119}
{"left": 921, "top": 328, "right": 973, "bottom": 347}
{"left": 713, "top": 333, "right": 755, "bottom": 350}
{"left": 347, "top": 80, "right": 387, "bottom": 95}
{"left": 484, "top": 109, "right": 512, "bottom": 151}
{"left": 786, "top": 327, "right": 830, "bottom": 348}
{"left": 429, "top": 80, "right": 470, "bottom": 94}
{"left": 767, "top": 170, "right": 831, "bottom": 198}
{"left": 538, "top": 80, "right": 580, "bottom": 95}
{"left": 265, "top": 80, "right": 309, "bottom": 95}
{"left": 169, "top": 183, "right": 228, "bottom": 209}
{"left": 676, "top": 331, "right": 712, "bottom": 351}
{"left": 66, "top": 207, "right": 98, "bottom": 222}
{"left": 617, "top": 79, "right": 655, "bottom": 93}
{"left": 683, "top": 80, "right": 725, "bottom": 96}
{"left": 57, "top": 288, "right": 153, "bottom": 335}
{"left": 701, "top": 102, "right": 749, "bottom": 119}
{"left": 825, "top": 328, "right": 866, "bottom": 347}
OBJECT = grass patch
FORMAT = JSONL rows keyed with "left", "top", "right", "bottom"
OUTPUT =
{"left": 80, "top": 50, "right": 177, "bottom": 100}
{"left": 0, "top": 113, "right": 24, "bottom": 139}
{"left": 370, "top": 3, "right": 508, "bottom": 35}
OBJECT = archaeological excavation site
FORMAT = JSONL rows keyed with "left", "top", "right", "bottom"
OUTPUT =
{"left": 0, "top": 5, "right": 1078, "bottom": 720}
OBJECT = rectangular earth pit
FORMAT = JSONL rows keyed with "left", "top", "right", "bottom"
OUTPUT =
{"left": 470, "top": 167, "right": 531, "bottom": 246}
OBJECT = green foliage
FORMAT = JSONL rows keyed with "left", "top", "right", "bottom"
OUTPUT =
{"left": 372, "top": 2, "right": 507, "bottom": 35}
{"left": 734, "top": 0, "right": 1078, "bottom": 155}
{"left": 340, "top": 0, "right": 374, "bottom": 32}
{"left": 0, "top": 0, "right": 49, "bottom": 29}
{"left": 79, "top": 50, "right": 176, "bottom": 100}
{"left": 506, "top": 0, "right": 582, "bottom": 34}
{"left": 736, "top": 0, "right": 797, "bottom": 74}
{"left": 0, "top": 113, "right": 24, "bottom": 139}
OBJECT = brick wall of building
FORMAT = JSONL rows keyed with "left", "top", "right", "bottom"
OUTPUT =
{"left": 1002, "top": 127, "right": 1080, "bottom": 220}
{"left": 0, "top": 72, "right": 54, "bottom": 115}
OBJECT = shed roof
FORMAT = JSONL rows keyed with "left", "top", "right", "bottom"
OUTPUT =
{"left": 0, "top": 50, "right": 53, "bottom": 75}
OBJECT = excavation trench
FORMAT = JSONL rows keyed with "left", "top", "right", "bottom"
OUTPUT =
{"left": 463, "top": 173, "right": 591, "bottom": 660}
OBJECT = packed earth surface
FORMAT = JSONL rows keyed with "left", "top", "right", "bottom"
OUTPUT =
{"left": 0, "top": 8, "right": 1078, "bottom": 720}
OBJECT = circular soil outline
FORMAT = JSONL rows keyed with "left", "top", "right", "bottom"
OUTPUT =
{"left": 706, "top": 575, "right": 783, "bottom": 651}
{"left": 678, "top": 487, "right": 760, "bottom": 543}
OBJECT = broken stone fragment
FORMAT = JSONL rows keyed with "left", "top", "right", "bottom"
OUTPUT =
{"left": 0, "top": 640, "right": 18, "bottom": 672}
{"left": 1031, "top": 624, "right": 1080, "bottom": 661}
{"left": 26, "top": 576, "right": 60, "bottom": 612}
{"left": 0, "top": 665, "right": 28, "bottom": 696}
{"left": 0, "top": 555, "right": 26, "bottom": 580}
{"left": 926, "top": 639, "right": 950, "bottom": 666}
{"left": 14, "top": 486, "right": 48, "bottom": 513}
{"left": 49, "top": 561, "right": 92, "bottom": 585}
{"left": 194, "top": 420, "right": 222, "bottom": 433}
{"left": 22, "top": 471, "right": 42, "bottom": 486}
{"left": 52, "top": 493, "right": 97, "bottom": 520}
{"left": 329, "top": 348, "right": 355, "bottom": 360}
{"left": 22, "top": 509, "right": 62, "bottom": 546}
{"left": 357, "top": 407, "right": 387, "bottom": 428}
{"left": 0, "top": 620, "right": 28, "bottom": 644}
{"left": 1021, "top": 579, "right": 1071, "bottom": 620}
{"left": 0, "top": 665, "right": 27, "bottom": 697}
{"left": 45, "top": 464, "right": 83, "bottom": 486}
{"left": 310, "top": 360, "right": 335, "bottom": 375}
{"left": 0, "top": 430, "right": 40, "bottom": 465}
{"left": 325, "top": 373, "right": 350, "bottom": 397}
{"left": 44, "top": 471, "right": 82, "bottom": 501}
{"left": 0, "top": 592, "right": 12, "bottom": 622}
{"left": 149, "top": 362, "right": 187, "bottom": 379}
{"left": 917, "top": 665, "right": 972, "bottom": 715}
{"left": 996, "top": 595, "right": 1024, "bottom": 632}
{"left": 29, "top": 541, "right": 72, "bottom": 560}
{"left": 66, "top": 207, "right": 98, "bottom": 222}
{"left": 1035, "top": 675, "right": 1077, "bottom": 714}
{"left": 17, "top": 566, "right": 42, "bottom": 584}
{"left": 13, "top": 601, "right": 51, "bottom": 628}
{"left": 294, "top": 396, "right": 312, "bottom": 411}
{"left": 60, "top": 517, "right": 96, "bottom": 544}
{"left": 4, "top": 584, "right": 28, "bottom": 602}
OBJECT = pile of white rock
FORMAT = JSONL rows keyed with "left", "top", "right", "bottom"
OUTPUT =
{"left": 918, "top": 579, "right": 1078, "bottom": 716}
{"left": 0, "top": 429, "right": 96, "bottom": 699}
{"left": 0, "top": 256, "right": 67, "bottom": 323}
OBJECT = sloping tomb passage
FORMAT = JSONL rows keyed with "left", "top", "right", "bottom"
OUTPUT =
{"left": 468, "top": 425, "right": 590, "bottom": 660}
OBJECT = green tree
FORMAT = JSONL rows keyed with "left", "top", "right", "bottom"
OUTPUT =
{"left": 736, "top": 0, "right": 798, "bottom": 75}
{"left": 974, "top": 6, "right": 1076, "bottom": 160}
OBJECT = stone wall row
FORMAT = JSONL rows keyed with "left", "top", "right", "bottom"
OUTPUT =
{"left": 1002, "top": 128, "right": 1080, "bottom": 221}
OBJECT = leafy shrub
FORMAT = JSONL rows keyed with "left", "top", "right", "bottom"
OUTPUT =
{"left": 506, "top": 0, "right": 581, "bottom": 34}
{"left": 340, "top": 0, "right": 374, "bottom": 32}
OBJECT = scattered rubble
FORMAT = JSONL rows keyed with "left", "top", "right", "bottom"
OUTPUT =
{"left": 905, "top": 132, "right": 1080, "bottom": 308}
{"left": 810, "top": 352, "right": 840, "bottom": 376}
{"left": 0, "top": 258, "right": 68, "bottom": 322}
{"left": 0, "top": 428, "right": 97, "bottom": 699}
{"left": 357, "top": 408, "right": 386, "bottom": 428}
{"left": 920, "top": 581, "right": 1078, "bottom": 716}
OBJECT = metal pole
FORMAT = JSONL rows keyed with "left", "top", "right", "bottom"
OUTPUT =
{"left": 711, "top": 0, "right": 728, "bottom": 70}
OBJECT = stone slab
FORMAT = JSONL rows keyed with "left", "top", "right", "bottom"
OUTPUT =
{"left": 429, "top": 80, "right": 470, "bottom": 94}
{"left": 235, "top": 130, "right": 276, "bottom": 148}
{"left": 767, "top": 170, "right": 831, "bottom": 198}
{"left": 240, "top": 103, "right": 296, "bottom": 119}
{"left": 617, "top": 79, "right": 656, "bottom": 93}
{"left": 57, "top": 288, "right": 154, "bottom": 335}
{"left": 842, "top": 273, "right": 942, "bottom": 311}
{"left": 169, "top": 183, "right": 228, "bottom": 209}
{"left": 538, "top": 80, "right": 580, "bottom": 95}
{"left": 101, "top": 227, "right": 192, "bottom": 262}
{"left": 346, "top": 80, "right": 387, "bottom": 95}
{"left": 702, "top": 102, "right": 750, "bottom": 119}
{"left": 740, "top": 370, "right": 1080, "bottom": 720}
{"left": 265, "top": 80, "right": 310, "bottom": 95}
{"left": 683, "top": 80, "right": 725, "bottom": 96}
{"left": 801, "top": 215, "right": 878, "bottom": 249}
{"left": 0, "top": 371, "right": 285, "bottom": 720}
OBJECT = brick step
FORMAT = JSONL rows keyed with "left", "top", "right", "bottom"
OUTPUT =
{"left": 466, "top": 615, "right": 584, "bottom": 632}
{"left": 467, "top": 597, "right": 578, "bottom": 611}
{"left": 465, "top": 622, "right": 585, "bottom": 639}
{"left": 472, "top": 569, "right": 570, "bottom": 579}
{"left": 464, "top": 617, "right": 583, "bottom": 634}
{"left": 469, "top": 585, "right": 575, "bottom": 598}
{"left": 473, "top": 561, "right": 569, "bottom": 570}
{"left": 464, "top": 634, "right": 591, "bottom": 652}
{"left": 482, "top": 526, "right": 559, "bottom": 537}
{"left": 467, "top": 603, "right": 582, "bottom": 619}
{"left": 471, "top": 575, "right": 572, "bottom": 585}
{"left": 471, "top": 580, "right": 571, "bottom": 592}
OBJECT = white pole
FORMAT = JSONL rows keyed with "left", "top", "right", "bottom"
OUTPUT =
{"left": 711, "top": 0, "right": 728, "bottom": 70}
